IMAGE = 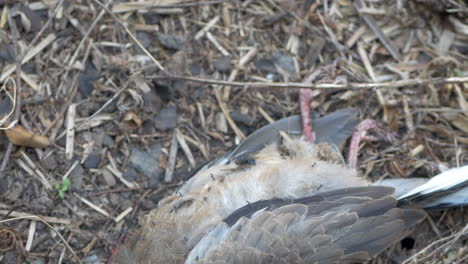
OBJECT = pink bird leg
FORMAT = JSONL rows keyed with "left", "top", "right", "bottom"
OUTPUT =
{"left": 300, "top": 88, "right": 315, "bottom": 143}
{"left": 347, "top": 119, "right": 397, "bottom": 169}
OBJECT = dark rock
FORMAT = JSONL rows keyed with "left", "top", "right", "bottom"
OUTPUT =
{"left": 136, "top": 31, "right": 152, "bottom": 49}
{"left": 83, "top": 153, "right": 101, "bottom": 169}
{"left": 128, "top": 144, "right": 163, "bottom": 186}
{"left": 272, "top": 51, "right": 296, "bottom": 74}
{"left": 214, "top": 56, "right": 232, "bottom": 73}
{"left": 156, "top": 33, "right": 184, "bottom": 50}
{"left": 254, "top": 58, "right": 277, "bottom": 74}
{"left": 153, "top": 81, "right": 173, "bottom": 101}
{"left": 154, "top": 105, "right": 177, "bottom": 130}
{"left": 142, "top": 120, "right": 156, "bottom": 134}
{"left": 18, "top": 5, "right": 43, "bottom": 32}
{"left": 79, "top": 61, "right": 100, "bottom": 97}
{"left": 0, "top": 43, "right": 15, "bottom": 63}
{"left": 143, "top": 12, "right": 162, "bottom": 24}
{"left": 140, "top": 199, "right": 157, "bottom": 210}
{"left": 231, "top": 111, "right": 256, "bottom": 126}
{"left": 0, "top": 97, "right": 13, "bottom": 122}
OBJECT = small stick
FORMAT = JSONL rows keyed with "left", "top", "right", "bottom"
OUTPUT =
{"left": 65, "top": 103, "right": 77, "bottom": 160}
{"left": 74, "top": 193, "right": 111, "bottom": 217}
{"left": 176, "top": 129, "right": 196, "bottom": 168}
{"left": 165, "top": 131, "right": 179, "bottom": 182}
{"left": 149, "top": 75, "right": 468, "bottom": 90}
{"left": 114, "top": 207, "right": 133, "bottom": 223}
{"left": 25, "top": 220, "right": 37, "bottom": 252}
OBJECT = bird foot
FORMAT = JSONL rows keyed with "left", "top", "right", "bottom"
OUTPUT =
{"left": 347, "top": 119, "right": 398, "bottom": 169}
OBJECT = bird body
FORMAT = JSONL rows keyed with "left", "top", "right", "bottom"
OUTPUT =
{"left": 118, "top": 139, "right": 369, "bottom": 263}
{"left": 115, "top": 109, "right": 468, "bottom": 264}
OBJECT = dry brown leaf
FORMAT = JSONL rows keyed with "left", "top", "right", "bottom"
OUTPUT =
{"left": 122, "top": 111, "right": 143, "bottom": 129}
{"left": 4, "top": 125, "right": 50, "bottom": 148}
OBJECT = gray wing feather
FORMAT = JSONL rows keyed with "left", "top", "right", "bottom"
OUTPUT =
{"left": 187, "top": 186, "right": 426, "bottom": 264}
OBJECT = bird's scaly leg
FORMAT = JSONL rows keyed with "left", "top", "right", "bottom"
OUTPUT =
{"left": 347, "top": 119, "right": 397, "bottom": 169}
{"left": 300, "top": 60, "right": 340, "bottom": 143}
{"left": 299, "top": 88, "right": 315, "bottom": 142}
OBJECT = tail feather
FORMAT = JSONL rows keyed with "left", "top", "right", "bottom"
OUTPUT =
{"left": 377, "top": 165, "right": 468, "bottom": 209}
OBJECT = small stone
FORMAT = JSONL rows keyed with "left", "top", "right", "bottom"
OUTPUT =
{"left": 82, "top": 255, "right": 99, "bottom": 264}
{"left": 83, "top": 153, "right": 101, "bottom": 169}
{"left": 272, "top": 51, "right": 297, "bottom": 74}
{"left": 0, "top": 97, "right": 13, "bottom": 118}
{"left": 79, "top": 61, "right": 100, "bottom": 97}
{"left": 231, "top": 111, "right": 255, "bottom": 126}
{"left": 128, "top": 146, "right": 162, "bottom": 185}
{"left": 214, "top": 56, "right": 231, "bottom": 73}
{"left": 0, "top": 43, "right": 15, "bottom": 63}
{"left": 154, "top": 105, "right": 177, "bottom": 131}
{"left": 136, "top": 31, "right": 152, "bottom": 49}
{"left": 254, "top": 58, "right": 277, "bottom": 74}
{"left": 156, "top": 33, "right": 185, "bottom": 50}
{"left": 140, "top": 199, "right": 157, "bottom": 210}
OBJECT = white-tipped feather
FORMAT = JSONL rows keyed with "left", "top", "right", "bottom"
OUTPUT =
{"left": 398, "top": 165, "right": 468, "bottom": 200}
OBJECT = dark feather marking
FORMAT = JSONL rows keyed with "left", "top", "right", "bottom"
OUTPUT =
{"left": 224, "top": 186, "right": 396, "bottom": 226}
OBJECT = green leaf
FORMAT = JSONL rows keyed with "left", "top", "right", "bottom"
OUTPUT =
{"left": 55, "top": 178, "right": 71, "bottom": 199}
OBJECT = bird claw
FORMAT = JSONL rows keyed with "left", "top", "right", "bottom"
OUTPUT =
{"left": 347, "top": 119, "right": 398, "bottom": 169}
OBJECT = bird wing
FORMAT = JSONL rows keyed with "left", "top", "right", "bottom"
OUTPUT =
{"left": 187, "top": 186, "right": 425, "bottom": 264}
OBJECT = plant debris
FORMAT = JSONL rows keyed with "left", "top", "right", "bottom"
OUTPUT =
{"left": 0, "top": 0, "right": 467, "bottom": 263}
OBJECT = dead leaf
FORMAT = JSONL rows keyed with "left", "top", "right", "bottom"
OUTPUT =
{"left": 4, "top": 125, "right": 50, "bottom": 148}
{"left": 122, "top": 112, "right": 142, "bottom": 129}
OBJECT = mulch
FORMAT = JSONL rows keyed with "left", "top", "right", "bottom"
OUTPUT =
{"left": 0, "top": 0, "right": 467, "bottom": 263}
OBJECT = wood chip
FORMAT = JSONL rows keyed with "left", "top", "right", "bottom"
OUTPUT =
{"left": 74, "top": 193, "right": 110, "bottom": 217}
{"left": 65, "top": 103, "right": 76, "bottom": 160}
{"left": 164, "top": 131, "right": 179, "bottom": 183}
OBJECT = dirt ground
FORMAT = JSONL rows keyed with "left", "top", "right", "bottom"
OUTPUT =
{"left": 0, "top": 0, "right": 467, "bottom": 263}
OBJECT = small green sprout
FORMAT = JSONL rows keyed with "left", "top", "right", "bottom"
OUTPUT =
{"left": 55, "top": 178, "right": 71, "bottom": 199}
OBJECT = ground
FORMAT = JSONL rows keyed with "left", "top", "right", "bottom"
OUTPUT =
{"left": 0, "top": 0, "right": 467, "bottom": 263}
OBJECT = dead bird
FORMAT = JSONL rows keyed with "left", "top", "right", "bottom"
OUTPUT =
{"left": 114, "top": 108, "right": 468, "bottom": 264}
